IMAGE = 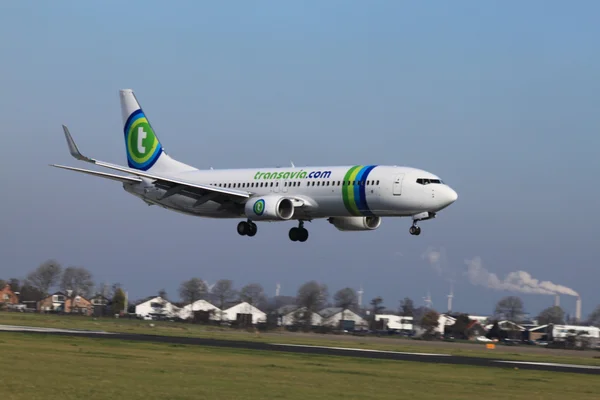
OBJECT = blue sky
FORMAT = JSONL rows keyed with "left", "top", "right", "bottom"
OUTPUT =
{"left": 1, "top": 1, "right": 598, "bottom": 318}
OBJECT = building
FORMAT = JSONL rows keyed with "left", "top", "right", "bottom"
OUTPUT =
{"left": 319, "top": 307, "right": 368, "bottom": 330}
{"left": 89, "top": 294, "right": 111, "bottom": 317}
{"left": 375, "top": 314, "right": 413, "bottom": 331}
{"left": 178, "top": 299, "right": 221, "bottom": 321}
{"left": 66, "top": 295, "right": 93, "bottom": 316}
{"left": 37, "top": 292, "right": 93, "bottom": 315}
{"left": 278, "top": 305, "right": 322, "bottom": 327}
{"left": 222, "top": 302, "right": 267, "bottom": 325}
{"left": 0, "top": 284, "right": 19, "bottom": 306}
{"left": 135, "top": 296, "right": 180, "bottom": 319}
{"left": 37, "top": 292, "right": 67, "bottom": 312}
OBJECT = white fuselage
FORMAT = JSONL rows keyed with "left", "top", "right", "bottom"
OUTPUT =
{"left": 122, "top": 165, "right": 457, "bottom": 220}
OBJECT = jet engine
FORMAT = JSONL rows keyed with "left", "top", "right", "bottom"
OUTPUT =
{"left": 245, "top": 195, "right": 295, "bottom": 221}
{"left": 327, "top": 216, "right": 381, "bottom": 231}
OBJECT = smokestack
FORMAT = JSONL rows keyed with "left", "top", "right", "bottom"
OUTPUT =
{"left": 576, "top": 296, "right": 582, "bottom": 322}
{"left": 554, "top": 295, "right": 560, "bottom": 307}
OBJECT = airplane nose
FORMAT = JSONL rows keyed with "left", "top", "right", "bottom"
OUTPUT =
{"left": 438, "top": 186, "right": 458, "bottom": 209}
{"left": 447, "top": 187, "right": 458, "bottom": 203}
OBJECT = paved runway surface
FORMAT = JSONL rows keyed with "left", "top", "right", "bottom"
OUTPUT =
{"left": 1, "top": 325, "right": 599, "bottom": 375}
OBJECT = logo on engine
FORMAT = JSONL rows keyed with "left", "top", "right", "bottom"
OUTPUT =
{"left": 253, "top": 199, "right": 265, "bottom": 216}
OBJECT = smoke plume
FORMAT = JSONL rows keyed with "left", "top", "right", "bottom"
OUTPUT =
{"left": 465, "top": 257, "right": 579, "bottom": 297}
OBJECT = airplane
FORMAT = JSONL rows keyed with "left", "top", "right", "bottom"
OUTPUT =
{"left": 51, "top": 89, "right": 458, "bottom": 242}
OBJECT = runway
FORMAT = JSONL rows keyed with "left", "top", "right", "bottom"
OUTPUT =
{"left": 1, "top": 324, "right": 599, "bottom": 375}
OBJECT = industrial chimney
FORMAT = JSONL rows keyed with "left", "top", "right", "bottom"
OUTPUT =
{"left": 575, "top": 296, "right": 582, "bottom": 322}
{"left": 554, "top": 295, "right": 560, "bottom": 307}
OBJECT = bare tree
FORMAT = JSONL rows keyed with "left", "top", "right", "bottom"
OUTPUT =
{"left": 179, "top": 278, "right": 208, "bottom": 306}
{"left": 60, "top": 266, "right": 94, "bottom": 314}
{"left": 61, "top": 267, "right": 94, "bottom": 297}
{"left": 537, "top": 306, "right": 565, "bottom": 325}
{"left": 240, "top": 283, "right": 266, "bottom": 307}
{"left": 587, "top": 305, "right": 600, "bottom": 327}
{"left": 212, "top": 279, "right": 237, "bottom": 321}
{"left": 26, "top": 259, "right": 63, "bottom": 295}
{"left": 369, "top": 296, "right": 385, "bottom": 329}
{"left": 334, "top": 288, "right": 357, "bottom": 327}
{"left": 399, "top": 297, "right": 415, "bottom": 317}
{"left": 296, "top": 281, "right": 328, "bottom": 330}
{"left": 494, "top": 296, "right": 525, "bottom": 322}
{"left": 420, "top": 310, "right": 440, "bottom": 338}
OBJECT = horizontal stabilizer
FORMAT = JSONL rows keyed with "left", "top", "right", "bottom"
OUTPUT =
{"left": 50, "top": 164, "right": 142, "bottom": 184}
{"left": 57, "top": 124, "right": 251, "bottom": 201}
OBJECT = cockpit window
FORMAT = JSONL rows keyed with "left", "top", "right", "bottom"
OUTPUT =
{"left": 416, "top": 178, "right": 443, "bottom": 185}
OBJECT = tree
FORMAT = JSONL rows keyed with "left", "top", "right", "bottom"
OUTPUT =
{"left": 537, "top": 306, "right": 565, "bottom": 325}
{"left": 369, "top": 296, "right": 385, "bottom": 329}
{"left": 240, "top": 283, "right": 266, "bottom": 307}
{"left": 18, "top": 284, "right": 45, "bottom": 302}
{"left": 26, "top": 259, "right": 63, "bottom": 295}
{"left": 447, "top": 313, "right": 471, "bottom": 339}
{"left": 334, "top": 288, "right": 357, "bottom": 327}
{"left": 420, "top": 309, "right": 440, "bottom": 338}
{"left": 179, "top": 278, "right": 208, "bottom": 306}
{"left": 587, "top": 305, "right": 600, "bottom": 327}
{"left": 158, "top": 288, "right": 168, "bottom": 300}
{"left": 60, "top": 267, "right": 94, "bottom": 297}
{"left": 399, "top": 297, "right": 415, "bottom": 317}
{"left": 212, "top": 279, "right": 238, "bottom": 321}
{"left": 112, "top": 288, "right": 126, "bottom": 314}
{"left": 494, "top": 296, "right": 525, "bottom": 322}
{"left": 296, "top": 281, "right": 328, "bottom": 330}
{"left": 60, "top": 266, "right": 94, "bottom": 313}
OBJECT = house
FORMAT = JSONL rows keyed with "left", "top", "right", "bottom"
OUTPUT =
{"left": 319, "top": 307, "right": 368, "bottom": 330}
{"left": 36, "top": 292, "right": 93, "bottom": 315}
{"left": 222, "top": 302, "right": 267, "bottom": 325}
{"left": 135, "top": 296, "right": 180, "bottom": 319}
{"left": 38, "top": 292, "right": 67, "bottom": 312}
{"left": 0, "top": 284, "right": 19, "bottom": 306}
{"left": 485, "top": 320, "right": 526, "bottom": 340}
{"left": 278, "top": 305, "right": 322, "bottom": 327}
{"left": 89, "top": 294, "right": 111, "bottom": 317}
{"left": 438, "top": 314, "right": 456, "bottom": 334}
{"left": 375, "top": 314, "right": 413, "bottom": 331}
{"left": 178, "top": 299, "right": 221, "bottom": 321}
{"left": 66, "top": 295, "right": 93, "bottom": 316}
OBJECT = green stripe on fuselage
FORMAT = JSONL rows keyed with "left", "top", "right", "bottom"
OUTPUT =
{"left": 342, "top": 165, "right": 362, "bottom": 216}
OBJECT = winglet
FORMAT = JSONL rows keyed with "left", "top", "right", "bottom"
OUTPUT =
{"left": 62, "top": 125, "right": 94, "bottom": 163}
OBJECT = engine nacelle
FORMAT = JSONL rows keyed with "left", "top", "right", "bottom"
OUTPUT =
{"left": 245, "top": 195, "right": 295, "bottom": 221}
{"left": 328, "top": 216, "right": 381, "bottom": 231}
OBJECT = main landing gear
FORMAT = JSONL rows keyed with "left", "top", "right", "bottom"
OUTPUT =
{"left": 237, "top": 220, "right": 257, "bottom": 237}
{"left": 289, "top": 220, "right": 309, "bottom": 242}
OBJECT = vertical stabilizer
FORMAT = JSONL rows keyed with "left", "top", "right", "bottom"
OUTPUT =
{"left": 119, "top": 89, "right": 194, "bottom": 173}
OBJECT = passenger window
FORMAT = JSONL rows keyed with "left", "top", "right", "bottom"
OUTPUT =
{"left": 376, "top": 180, "right": 379, "bottom": 185}
{"left": 270, "top": 182, "right": 273, "bottom": 187}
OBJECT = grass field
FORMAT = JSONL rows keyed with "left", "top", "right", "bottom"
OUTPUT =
{"left": 0, "top": 332, "right": 599, "bottom": 400}
{"left": 1, "top": 312, "right": 600, "bottom": 367}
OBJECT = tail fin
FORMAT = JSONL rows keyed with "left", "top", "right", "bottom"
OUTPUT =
{"left": 119, "top": 89, "right": 194, "bottom": 173}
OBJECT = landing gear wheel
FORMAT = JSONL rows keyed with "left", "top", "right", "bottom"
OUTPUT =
{"left": 238, "top": 221, "right": 257, "bottom": 237}
{"left": 409, "top": 225, "right": 421, "bottom": 236}
{"left": 247, "top": 222, "right": 257, "bottom": 237}
{"left": 289, "top": 226, "right": 309, "bottom": 242}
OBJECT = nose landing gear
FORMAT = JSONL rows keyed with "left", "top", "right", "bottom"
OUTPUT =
{"left": 409, "top": 224, "right": 421, "bottom": 236}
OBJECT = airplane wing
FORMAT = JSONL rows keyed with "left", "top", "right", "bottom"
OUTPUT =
{"left": 51, "top": 164, "right": 143, "bottom": 184}
{"left": 54, "top": 125, "right": 251, "bottom": 205}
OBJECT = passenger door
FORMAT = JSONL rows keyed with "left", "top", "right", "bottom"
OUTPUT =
{"left": 392, "top": 174, "right": 404, "bottom": 196}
